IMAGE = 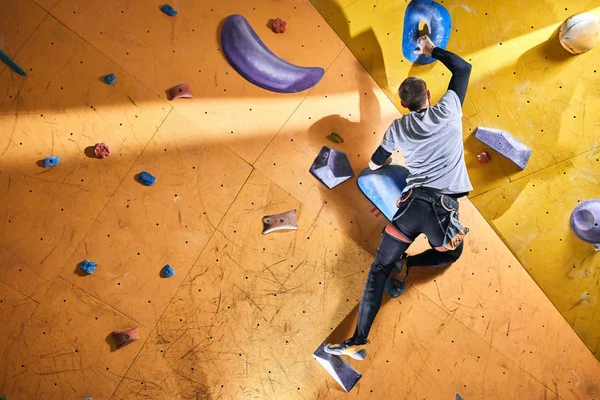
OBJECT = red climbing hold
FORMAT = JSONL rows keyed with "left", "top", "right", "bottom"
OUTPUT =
{"left": 167, "top": 83, "right": 193, "bottom": 100}
{"left": 272, "top": 18, "right": 286, "bottom": 33}
{"left": 476, "top": 151, "right": 491, "bottom": 164}
{"left": 94, "top": 143, "right": 111, "bottom": 158}
{"left": 111, "top": 328, "right": 139, "bottom": 349}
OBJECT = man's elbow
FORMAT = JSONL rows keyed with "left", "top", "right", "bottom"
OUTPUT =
{"left": 462, "top": 62, "right": 472, "bottom": 73}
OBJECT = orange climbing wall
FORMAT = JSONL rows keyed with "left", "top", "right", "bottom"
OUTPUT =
{"left": 0, "top": 0, "right": 599, "bottom": 399}
{"left": 309, "top": 0, "right": 600, "bottom": 360}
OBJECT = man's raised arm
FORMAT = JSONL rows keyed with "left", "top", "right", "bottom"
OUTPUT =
{"left": 418, "top": 36, "right": 472, "bottom": 105}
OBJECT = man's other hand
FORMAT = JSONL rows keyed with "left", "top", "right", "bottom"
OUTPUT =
{"left": 415, "top": 35, "right": 436, "bottom": 56}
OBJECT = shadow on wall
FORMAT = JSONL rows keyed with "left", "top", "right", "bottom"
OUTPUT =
{"left": 468, "top": 26, "right": 580, "bottom": 207}
{"left": 310, "top": 0, "right": 388, "bottom": 91}
{"left": 308, "top": 66, "right": 390, "bottom": 254}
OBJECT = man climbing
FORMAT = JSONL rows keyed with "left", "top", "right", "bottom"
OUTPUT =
{"left": 324, "top": 36, "right": 473, "bottom": 360}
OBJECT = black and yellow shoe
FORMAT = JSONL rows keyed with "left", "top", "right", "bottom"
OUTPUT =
{"left": 323, "top": 339, "right": 368, "bottom": 360}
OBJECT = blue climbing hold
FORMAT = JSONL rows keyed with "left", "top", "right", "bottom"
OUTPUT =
{"left": 80, "top": 260, "right": 97, "bottom": 274}
{"left": 103, "top": 74, "right": 116, "bottom": 85}
{"left": 402, "top": 0, "right": 452, "bottom": 65}
{"left": 160, "top": 4, "right": 177, "bottom": 16}
{"left": 43, "top": 156, "right": 60, "bottom": 168}
{"left": 138, "top": 171, "right": 156, "bottom": 186}
{"left": 161, "top": 264, "right": 174, "bottom": 278}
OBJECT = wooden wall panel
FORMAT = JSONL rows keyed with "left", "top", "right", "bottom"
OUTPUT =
{"left": 1, "top": 278, "right": 149, "bottom": 399}
{"left": 59, "top": 109, "right": 253, "bottom": 328}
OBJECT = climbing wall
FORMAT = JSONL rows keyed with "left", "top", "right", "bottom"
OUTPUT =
{"left": 0, "top": 0, "right": 599, "bottom": 399}
{"left": 309, "top": 0, "right": 600, "bottom": 359}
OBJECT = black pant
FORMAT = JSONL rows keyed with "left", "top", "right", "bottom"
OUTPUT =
{"left": 351, "top": 188, "right": 464, "bottom": 344}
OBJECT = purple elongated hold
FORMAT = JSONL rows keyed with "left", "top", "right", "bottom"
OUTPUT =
{"left": 474, "top": 127, "right": 531, "bottom": 170}
{"left": 220, "top": 14, "right": 324, "bottom": 93}
{"left": 570, "top": 199, "right": 600, "bottom": 249}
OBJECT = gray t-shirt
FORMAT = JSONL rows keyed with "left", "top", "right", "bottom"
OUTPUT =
{"left": 380, "top": 90, "right": 473, "bottom": 194}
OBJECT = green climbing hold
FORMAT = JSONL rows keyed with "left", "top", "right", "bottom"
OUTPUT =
{"left": 327, "top": 132, "right": 344, "bottom": 143}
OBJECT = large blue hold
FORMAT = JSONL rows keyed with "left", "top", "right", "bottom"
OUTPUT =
{"left": 161, "top": 264, "right": 174, "bottom": 278}
{"left": 402, "top": 0, "right": 452, "bottom": 65}
{"left": 357, "top": 164, "right": 410, "bottom": 221}
{"left": 43, "top": 156, "right": 60, "bottom": 168}
{"left": 160, "top": 4, "right": 177, "bottom": 16}
{"left": 138, "top": 171, "right": 156, "bottom": 186}
{"left": 80, "top": 260, "right": 97, "bottom": 274}
{"left": 221, "top": 14, "right": 324, "bottom": 93}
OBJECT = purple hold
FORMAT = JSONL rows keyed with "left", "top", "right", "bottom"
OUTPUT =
{"left": 570, "top": 199, "right": 600, "bottom": 250}
{"left": 220, "top": 14, "right": 324, "bottom": 93}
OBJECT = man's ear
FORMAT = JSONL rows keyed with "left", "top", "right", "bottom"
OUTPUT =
{"left": 427, "top": 90, "right": 431, "bottom": 100}
{"left": 400, "top": 100, "right": 408, "bottom": 109}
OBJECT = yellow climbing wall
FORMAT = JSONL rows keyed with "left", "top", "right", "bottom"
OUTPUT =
{"left": 310, "top": 0, "right": 600, "bottom": 358}
{"left": 1, "top": 0, "right": 600, "bottom": 398}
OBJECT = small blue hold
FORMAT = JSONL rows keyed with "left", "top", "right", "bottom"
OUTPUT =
{"left": 160, "top": 4, "right": 177, "bottom": 16}
{"left": 161, "top": 264, "right": 174, "bottom": 278}
{"left": 103, "top": 74, "right": 116, "bottom": 85}
{"left": 138, "top": 171, "right": 156, "bottom": 186}
{"left": 43, "top": 156, "right": 60, "bottom": 168}
{"left": 80, "top": 260, "right": 97, "bottom": 274}
{"left": 83, "top": 398, "right": 93, "bottom": 400}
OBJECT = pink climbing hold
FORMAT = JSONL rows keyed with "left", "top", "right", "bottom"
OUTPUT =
{"left": 476, "top": 151, "right": 490, "bottom": 164}
{"left": 272, "top": 18, "right": 287, "bottom": 33}
{"left": 111, "top": 328, "right": 139, "bottom": 349}
{"left": 94, "top": 143, "right": 111, "bottom": 158}
{"left": 167, "top": 83, "right": 193, "bottom": 100}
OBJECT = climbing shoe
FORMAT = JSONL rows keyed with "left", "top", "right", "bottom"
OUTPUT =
{"left": 324, "top": 339, "right": 368, "bottom": 360}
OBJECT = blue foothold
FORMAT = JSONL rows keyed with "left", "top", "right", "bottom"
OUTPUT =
{"left": 160, "top": 4, "right": 177, "bottom": 16}
{"left": 80, "top": 260, "right": 97, "bottom": 274}
{"left": 103, "top": 74, "right": 116, "bottom": 85}
{"left": 43, "top": 156, "right": 60, "bottom": 168}
{"left": 138, "top": 171, "right": 156, "bottom": 186}
{"left": 162, "top": 264, "right": 174, "bottom": 278}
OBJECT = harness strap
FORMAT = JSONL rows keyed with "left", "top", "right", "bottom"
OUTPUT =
{"left": 385, "top": 224, "right": 413, "bottom": 243}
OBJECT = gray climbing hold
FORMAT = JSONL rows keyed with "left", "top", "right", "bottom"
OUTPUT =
{"left": 570, "top": 199, "right": 600, "bottom": 250}
{"left": 474, "top": 127, "right": 532, "bottom": 170}
{"left": 313, "top": 343, "right": 361, "bottom": 392}
{"left": 309, "top": 146, "right": 354, "bottom": 189}
{"left": 456, "top": 394, "right": 465, "bottom": 400}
